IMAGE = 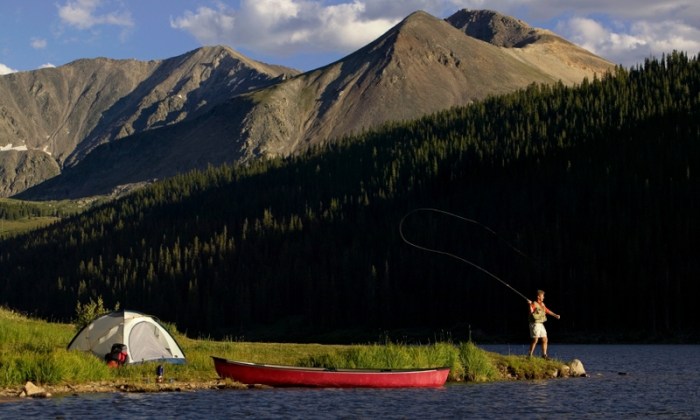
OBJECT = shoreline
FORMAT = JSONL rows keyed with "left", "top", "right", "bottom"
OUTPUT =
{"left": 0, "top": 379, "right": 258, "bottom": 402}
{"left": 1, "top": 356, "right": 589, "bottom": 402}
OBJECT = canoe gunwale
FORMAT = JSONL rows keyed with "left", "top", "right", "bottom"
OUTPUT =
{"left": 211, "top": 356, "right": 448, "bottom": 373}
{"left": 211, "top": 356, "right": 451, "bottom": 388}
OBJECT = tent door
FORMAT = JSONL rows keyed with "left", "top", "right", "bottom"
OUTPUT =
{"left": 128, "top": 321, "right": 174, "bottom": 363}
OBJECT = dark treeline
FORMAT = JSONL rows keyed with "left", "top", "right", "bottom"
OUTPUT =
{"left": 1, "top": 52, "right": 699, "bottom": 342}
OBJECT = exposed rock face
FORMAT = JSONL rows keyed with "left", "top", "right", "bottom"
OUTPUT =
{"left": 0, "top": 46, "right": 297, "bottom": 197}
{"left": 7, "top": 10, "right": 615, "bottom": 200}
{"left": 0, "top": 150, "right": 60, "bottom": 197}
{"left": 238, "top": 10, "right": 601, "bottom": 160}
{"left": 63, "top": 47, "right": 296, "bottom": 167}
{"left": 446, "top": 9, "right": 615, "bottom": 85}
{"left": 446, "top": 9, "right": 538, "bottom": 47}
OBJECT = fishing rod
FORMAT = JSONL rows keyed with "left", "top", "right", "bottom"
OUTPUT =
{"left": 399, "top": 208, "right": 531, "bottom": 303}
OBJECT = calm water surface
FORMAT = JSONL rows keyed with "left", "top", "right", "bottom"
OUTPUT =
{"left": 2, "top": 345, "right": 698, "bottom": 419}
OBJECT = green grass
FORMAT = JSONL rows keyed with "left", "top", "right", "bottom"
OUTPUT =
{"left": 459, "top": 341, "right": 499, "bottom": 382}
{"left": 0, "top": 197, "right": 97, "bottom": 238}
{"left": 0, "top": 307, "right": 111, "bottom": 386}
{"left": 297, "top": 341, "right": 463, "bottom": 380}
{"left": 490, "top": 353, "right": 563, "bottom": 380}
{"left": 0, "top": 217, "right": 59, "bottom": 238}
{"left": 0, "top": 307, "right": 567, "bottom": 388}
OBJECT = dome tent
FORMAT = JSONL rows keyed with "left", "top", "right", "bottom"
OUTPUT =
{"left": 67, "top": 310, "right": 185, "bottom": 365}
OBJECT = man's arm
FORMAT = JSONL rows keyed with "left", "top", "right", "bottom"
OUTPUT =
{"left": 545, "top": 306, "right": 561, "bottom": 319}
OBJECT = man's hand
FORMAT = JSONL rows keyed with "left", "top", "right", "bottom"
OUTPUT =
{"left": 555, "top": 314, "right": 561, "bottom": 319}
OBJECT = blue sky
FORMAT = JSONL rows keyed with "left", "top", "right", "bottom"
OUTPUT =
{"left": 1, "top": 0, "right": 699, "bottom": 75}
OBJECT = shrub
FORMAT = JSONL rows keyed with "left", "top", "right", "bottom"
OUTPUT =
{"left": 73, "top": 296, "right": 119, "bottom": 331}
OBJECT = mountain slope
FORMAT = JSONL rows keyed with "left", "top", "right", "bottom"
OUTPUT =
{"left": 65, "top": 46, "right": 297, "bottom": 166}
{"left": 446, "top": 9, "right": 537, "bottom": 47}
{"left": 16, "top": 10, "right": 615, "bottom": 200}
{"left": 238, "top": 10, "right": 613, "bottom": 158}
{"left": 0, "top": 150, "right": 60, "bottom": 197}
{"left": 0, "top": 46, "right": 297, "bottom": 197}
{"left": 446, "top": 9, "right": 614, "bottom": 84}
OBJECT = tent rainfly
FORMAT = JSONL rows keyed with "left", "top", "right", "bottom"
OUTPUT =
{"left": 67, "top": 310, "right": 185, "bottom": 364}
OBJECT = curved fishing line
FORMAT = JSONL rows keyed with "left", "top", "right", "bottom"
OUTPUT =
{"left": 399, "top": 208, "right": 530, "bottom": 302}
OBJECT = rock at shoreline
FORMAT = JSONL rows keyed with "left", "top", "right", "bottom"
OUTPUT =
{"left": 559, "top": 364, "right": 571, "bottom": 377}
{"left": 569, "top": 359, "right": 587, "bottom": 377}
{"left": 19, "top": 381, "right": 52, "bottom": 398}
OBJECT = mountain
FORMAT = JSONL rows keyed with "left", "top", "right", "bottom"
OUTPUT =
{"left": 0, "top": 46, "right": 297, "bottom": 197}
{"left": 7, "top": 10, "right": 615, "bottom": 200}
{"left": 445, "top": 9, "right": 614, "bottom": 84}
{"left": 1, "top": 53, "right": 697, "bottom": 340}
{"left": 236, "top": 10, "right": 610, "bottom": 158}
{"left": 446, "top": 9, "right": 537, "bottom": 47}
{"left": 237, "top": 10, "right": 615, "bottom": 157}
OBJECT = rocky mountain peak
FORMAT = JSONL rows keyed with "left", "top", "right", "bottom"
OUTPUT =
{"left": 0, "top": 45, "right": 299, "bottom": 197}
{"left": 391, "top": 9, "right": 457, "bottom": 41}
{"left": 5, "top": 10, "right": 615, "bottom": 200}
{"left": 446, "top": 9, "right": 539, "bottom": 47}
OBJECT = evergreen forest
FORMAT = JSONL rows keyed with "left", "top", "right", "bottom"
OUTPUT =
{"left": 1, "top": 52, "right": 698, "bottom": 343}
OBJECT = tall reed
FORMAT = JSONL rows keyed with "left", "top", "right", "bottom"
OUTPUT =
{"left": 297, "top": 341, "right": 464, "bottom": 380}
{"left": 458, "top": 341, "right": 498, "bottom": 382}
{"left": 0, "top": 307, "right": 111, "bottom": 387}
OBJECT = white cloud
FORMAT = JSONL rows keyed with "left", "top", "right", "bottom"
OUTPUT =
{"left": 58, "top": 0, "right": 134, "bottom": 30}
{"left": 170, "top": 0, "right": 402, "bottom": 56}
{"left": 0, "top": 63, "right": 18, "bottom": 75}
{"left": 31, "top": 38, "right": 48, "bottom": 50}
{"left": 169, "top": 0, "right": 700, "bottom": 68}
{"left": 558, "top": 17, "right": 700, "bottom": 67}
{"left": 314, "top": 1, "right": 398, "bottom": 50}
{"left": 632, "top": 20, "right": 700, "bottom": 53}
{"left": 478, "top": 0, "right": 699, "bottom": 23}
{"left": 169, "top": 5, "right": 235, "bottom": 46}
{"left": 39, "top": 63, "right": 57, "bottom": 69}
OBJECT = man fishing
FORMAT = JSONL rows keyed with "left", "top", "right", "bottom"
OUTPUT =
{"left": 398, "top": 209, "right": 563, "bottom": 359}
{"left": 528, "top": 289, "right": 560, "bottom": 359}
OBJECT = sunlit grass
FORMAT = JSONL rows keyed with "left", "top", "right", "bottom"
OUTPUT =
{"left": 0, "top": 217, "right": 60, "bottom": 238}
{"left": 459, "top": 341, "right": 498, "bottom": 382}
{"left": 0, "top": 197, "right": 94, "bottom": 238}
{"left": 1, "top": 306, "right": 566, "bottom": 388}
{"left": 0, "top": 307, "right": 111, "bottom": 386}
{"left": 490, "top": 353, "right": 562, "bottom": 380}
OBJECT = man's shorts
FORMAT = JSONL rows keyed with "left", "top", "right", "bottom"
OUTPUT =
{"left": 529, "top": 322, "right": 547, "bottom": 338}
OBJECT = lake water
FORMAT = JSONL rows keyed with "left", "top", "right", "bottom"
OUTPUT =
{"left": 2, "top": 345, "right": 699, "bottom": 419}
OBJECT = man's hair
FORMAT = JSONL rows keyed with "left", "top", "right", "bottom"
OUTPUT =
{"left": 537, "top": 289, "right": 545, "bottom": 296}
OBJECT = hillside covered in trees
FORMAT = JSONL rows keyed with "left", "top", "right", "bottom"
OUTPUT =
{"left": 1, "top": 52, "right": 698, "bottom": 343}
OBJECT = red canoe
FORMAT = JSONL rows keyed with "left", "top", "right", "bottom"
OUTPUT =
{"left": 212, "top": 356, "right": 450, "bottom": 388}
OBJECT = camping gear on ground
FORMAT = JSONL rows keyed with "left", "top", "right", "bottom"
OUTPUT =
{"left": 104, "top": 343, "right": 129, "bottom": 367}
{"left": 211, "top": 357, "right": 450, "bottom": 388}
{"left": 156, "top": 364, "right": 164, "bottom": 383}
{"left": 67, "top": 310, "right": 186, "bottom": 364}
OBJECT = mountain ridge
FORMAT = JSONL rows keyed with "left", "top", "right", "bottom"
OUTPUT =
{"left": 4, "top": 9, "right": 615, "bottom": 200}
{"left": 0, "top": 46, "right": 297, "bottom": 197}
{"left": 446, "top": 9, "right": 538, "bottom": 47}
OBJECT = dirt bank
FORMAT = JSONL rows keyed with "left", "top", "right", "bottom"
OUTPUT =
{"left": 0, "top": 379, "right": 261, "bottom": 402}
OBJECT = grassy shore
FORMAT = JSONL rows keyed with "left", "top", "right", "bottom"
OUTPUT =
{"left": 0, "top": 307, "right": 571, "bottom": 397}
